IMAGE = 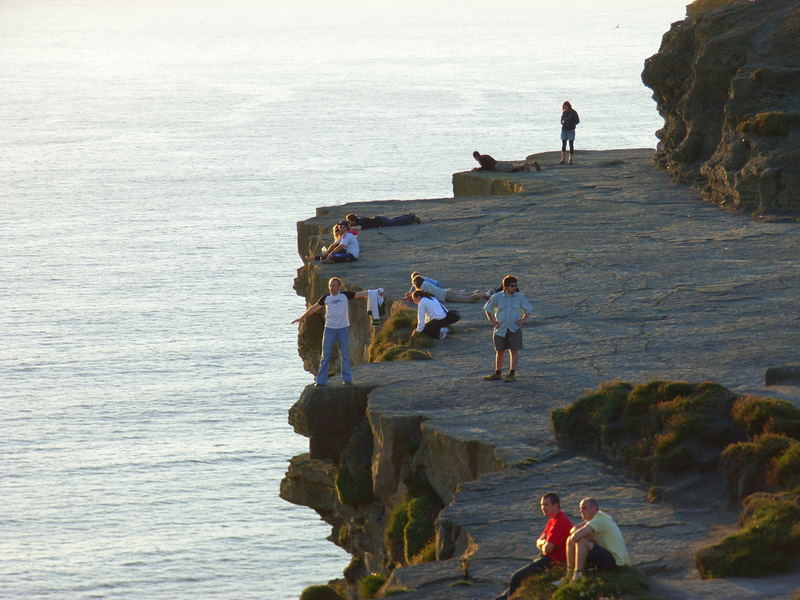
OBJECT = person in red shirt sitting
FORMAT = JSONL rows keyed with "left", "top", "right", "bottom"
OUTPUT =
{"left": 493, "top": 492, "right": 573, "bottom": 600}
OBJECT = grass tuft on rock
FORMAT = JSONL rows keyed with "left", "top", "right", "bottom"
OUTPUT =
{"left": 357, "top": 573, "right": 386, "bottom": 599}
{"left": 368, "top": 308, "right": 433, "bottom": 362}
{"left": 335, "top": 421, "right": 375, "bottom": 506}
{"left": 299, "top": 584, "right": 343, "bottom": 600}
{"left": 720, "top": 433, "right": 799, "bottom": 501}
{"left": 694, "top": 492, "right": 800, "bottom": 578}
{"left": 686, "top": 0, "right": 741, "bottom": 18}
{"left": 731, "top": 395, "right": 800, "bottom": 438}
{"left": 383, "top": 472, "right": 444, "bottom": 567}
{"left": 512, "top": 565, "right": 652, "bottom": 600}
{"left": 736, "top": 111, "right": 800, "bottom": 137}
{"left": 552, "top": 380, "right": 738, "bottom": 481}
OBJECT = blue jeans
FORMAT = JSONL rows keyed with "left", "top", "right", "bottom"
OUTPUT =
{"left": 494, "top": 555, "right": 553, "bottom": 600}
{"left": 317, "top": 326, "right": 351, "bottom": 384}
{"left": 377, "top": 214, "right": 415, "bottom": 227}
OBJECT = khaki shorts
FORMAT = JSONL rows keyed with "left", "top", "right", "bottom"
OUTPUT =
{"left": 493, "top": 328, "right": 523, "bottom": 351}
{"left": 494, "top": 160, "right": 515, "bottom": 172}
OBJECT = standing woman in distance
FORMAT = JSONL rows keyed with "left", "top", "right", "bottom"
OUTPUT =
{"left": 560, "top": 101, "right": 580, "bottom": 165}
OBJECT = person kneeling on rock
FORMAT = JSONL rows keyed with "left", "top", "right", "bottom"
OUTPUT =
{"left": 410, "top": 289, "right": 460, "bottom": 340}
{"left": 493, "top": 492, "right": 573, "bottom": 600}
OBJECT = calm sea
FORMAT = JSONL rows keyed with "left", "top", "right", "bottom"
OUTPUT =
{"left": 1, "top": 1, "right": 688, "bottom": 598}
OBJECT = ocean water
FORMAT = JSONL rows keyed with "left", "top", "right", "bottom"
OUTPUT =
{"left": 1, "top": 1, "right": 689, "bottom": 598}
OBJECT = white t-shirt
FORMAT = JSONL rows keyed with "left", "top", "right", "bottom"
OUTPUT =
{"left": 340, "top": 232, "right": 359, "bottom": 258}
{"left": 317, "top": 291, "right": 355, "bottom": 329}
{"left": 416, "top": 296, "right": 447, "bottom": 332}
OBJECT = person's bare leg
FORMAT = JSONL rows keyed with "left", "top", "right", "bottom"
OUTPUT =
{"left": 495, "top": 350, "right": 506, "bottom": 372}
{"left": 445, "top": 290, "right": 473, "bottom": 303}
{"left": 574, "top": 538, "right": 594, "bottom": 579}
{"left": 509, "top": 349, "right": 519, "bottom": 372}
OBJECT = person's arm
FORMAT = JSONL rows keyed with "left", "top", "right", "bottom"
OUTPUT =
{"left": 352, "top": 290, "right": 383, "bottom": 300}
{"left": 567, "top": 522, "right": 595, "bottom": 544}
{"left": 414, "top": 301, "right": 427, "bottom": 333}
{"left": 484, "top": 310, "right": 498, "bottom": 328}
{"left": 292, "top": 302, "right": 323, "bottom": 324}
{"left": 517, "top": 295, "right": 533, "bottom": 327}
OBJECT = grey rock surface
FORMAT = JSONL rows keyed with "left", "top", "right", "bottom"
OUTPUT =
{"left": 288, "top": 149, "right": 800, "bottom": 599}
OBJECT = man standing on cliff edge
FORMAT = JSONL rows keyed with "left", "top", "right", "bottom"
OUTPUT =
{"left": 292, "top": 277, "right": 373, "bottom": 387}
{"left": 483, "top": 274, "right": 533, "bottom": 382}
{"left": 493, "top": 492, "right": 573, "bottom": 600}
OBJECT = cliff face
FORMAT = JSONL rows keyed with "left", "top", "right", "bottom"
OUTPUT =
{"left": 642, "top": 0, "right": 800, "bottom": 214}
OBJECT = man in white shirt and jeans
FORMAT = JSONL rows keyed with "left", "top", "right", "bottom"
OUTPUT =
{"left": 292, "top": 277, "right": 371, "bottom": 386}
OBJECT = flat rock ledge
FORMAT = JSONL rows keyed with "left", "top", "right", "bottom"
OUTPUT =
{"left": 283, "top": 149, "right": 800, "bottom": 600}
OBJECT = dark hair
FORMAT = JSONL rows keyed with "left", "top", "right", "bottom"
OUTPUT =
{"left": 345, "top": 213, "right": 357, "bottom": 223}
{"left": 501, "top": 274, "right": 518, "bottom": 289}
{"left": 412, "top": 275, "right": 425, "bottom": 288}
{"left": 542, "top": 492, "right": 560, "bottom": 507}
{"left": 562, "top": 101, "right": 572, "bottom": 110}
{"left": 473, "top": 150, "right": 481, "bottom": 159}
{"left": 412, "top": 289, "right": 433, "bottom": 301}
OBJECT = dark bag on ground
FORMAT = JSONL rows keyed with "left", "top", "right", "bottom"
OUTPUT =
{"left": 444, "top": 309, "right": 460, "bottom": 324}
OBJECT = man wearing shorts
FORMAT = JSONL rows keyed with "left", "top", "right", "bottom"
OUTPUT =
{"left": 483, "top": 274, "right": 533, "bottom": 382}
{"left": 554, "top": 497, "right": 629, "bottom": 586}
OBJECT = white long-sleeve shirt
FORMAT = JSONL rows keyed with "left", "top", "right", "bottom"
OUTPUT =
{"left": 416, "top": 296, "right": 447, "bottom": 332}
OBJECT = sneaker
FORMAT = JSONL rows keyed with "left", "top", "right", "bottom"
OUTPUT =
{"left": 343, "top": 381, "right": 353, "bottom": 386}
{"left": 438, "top": 327, "right": 448, "bottom": 340}
{"left": 483, "top": 373, "right": 502, "bottom": 381}
{"left": 314, "top": 382, "right": 327, "bottom": 387}
{"left": 571, "top": 571, "right": 583, "bottom": 582}
{"left": 503, "top": 373, "right": 516, "bottom": 382}
{"left": 552, "top": 574, "right": 572, "bottom": 587}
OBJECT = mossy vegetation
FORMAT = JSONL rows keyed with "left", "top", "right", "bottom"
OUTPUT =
{"left": 695, "top": 492, "right": 800, "bottom": 578}
{"left": 512, "top": 565, "right": 653, "bottom": 600}
{"left": 335, "top": 421, "right": 375, "bottom": 506}
{"left": 552, "top": 379, "right": 800, "bottom": 579}
{"left": 552, "top": 380, "right": 738, "bottom": 481}
{"left": 383, "top": 472, "right": 444, "bottom": 567}
{"left": 736, "top": 111, "right": 800, "bottom": 137}
{"left": 299, "top": 584, "right": 343, "bottom": 600}
{"left": 368, "top": 308, "right": 433, "bottom": 362}
{"left": 357, "top": 573, "right": 386, "bottom": 599}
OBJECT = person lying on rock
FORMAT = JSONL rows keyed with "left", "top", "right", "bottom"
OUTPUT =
{"left": 410, "top": 289, "right": 459, "bottom": 340}
{"left": 553, "top": 497, "right": 629, "bottom": 586}
{"left": 307, "top": 222, "right": 359, "bottom": 263}
{"left": 483, "top": 274, "right": 532, "bottom": 383}
{"left": 472, "top": 150, "right": 540, "bottom": 173}
{"left": 412, "top": 275, "right": 486, "bottom": 303}
{"left": 493, "top": 492, "right": 573, "bottom": 600}
{"left": 345, "top": 212, "right": 421, "bottom": 230}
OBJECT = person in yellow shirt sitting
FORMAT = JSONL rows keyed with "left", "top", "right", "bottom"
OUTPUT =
{"left": 554, "top": 497, "right": 629, "bottom": 585}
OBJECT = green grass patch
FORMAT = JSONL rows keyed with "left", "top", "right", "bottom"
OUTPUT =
{"left": 383, "top": 472, "right": 444, "bottom": 567}
{"left": 736, "top": 111, "right": 800, "bottom": 137}
{"left": 695, "top": 492, "right": 800, "bottom": 578}
{"left": 335, "top": 421, "right": 375, "bottom": 506}
{"left": 368, "top": 308, "right": 433, "bottom": 362}
{"left": 299, "top": 585, "right": 343, "bottom": 600}
{"left": 731, "top": 395, "right": 800, "bottom": 438}
{"left": 357, "top": 573, "right": 386, "bottom": 599}
{"left": 552, "top": 380, "right": 738, "bottom": 481}
{"left": 512, "top": 565, "right": 652, "bottom": 600}
{"left": 721, "top": 434, "right": 799, "bottom": 500}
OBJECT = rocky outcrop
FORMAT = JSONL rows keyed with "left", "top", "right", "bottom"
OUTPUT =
{"left": 642, "top": 0, "right": 800, "bottom": 214}
{"left": 283, "top": 150, "right": 800, "bottom": 599}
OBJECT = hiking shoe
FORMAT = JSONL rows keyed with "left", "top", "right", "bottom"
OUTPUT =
{"left": 503, "top": 373, "right": 516, "bottom": 382}
{"left": 314, "top": 382, "right": 327, "bottom": 387}
{"left": 438, "top": 327, "right": 448, "bottom": 340}
{"left": 571, "top": 571, "right": 583, "bottom": 582}
{"left": 483, "top": 373, "right": 502, "bottom": 381}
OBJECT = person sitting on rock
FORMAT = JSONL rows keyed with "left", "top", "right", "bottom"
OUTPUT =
{"left": 472, "top": 150, "right": 540, "bottom": 173}
{"left": 493, "top": 492, "right": 573, "bottom": 600}
{"left": 307, "top": 222, "right": 359, "bottom": 263}
{"left": 413, "top": 275, "right": 485, "bottom": 303}
{"left": 554, "top": 497, "right": 629, "bottom": 586}
{"left": 345, "top": 212, "right": 421, "bottom": 230}
{"left": 410, "top": 289, "right": 458, "bottom": 340}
